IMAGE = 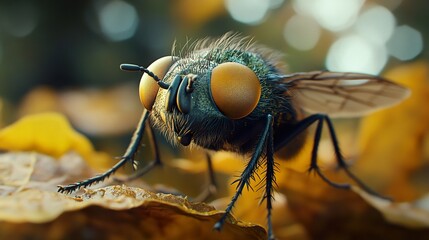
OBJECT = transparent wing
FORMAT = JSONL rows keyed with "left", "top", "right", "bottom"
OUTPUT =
{"left": 285, "top": 71, "right": 410, "bottom": 118}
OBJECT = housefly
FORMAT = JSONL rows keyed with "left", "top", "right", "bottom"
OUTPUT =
{"left": 58, "top": 32, "right": 410, "bottom": 239}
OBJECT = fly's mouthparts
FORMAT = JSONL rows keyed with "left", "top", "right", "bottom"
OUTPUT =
{"left": 177, "top": 133, "right": 193, "bottom": 146}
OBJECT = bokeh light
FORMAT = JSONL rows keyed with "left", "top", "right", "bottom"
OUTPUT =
{"left": 97, "top": 0, "right": 139, "bottom": 42}
{"left": 225, "top": 0, "right": 270, "bottom": 25}
{"left": 283, "top": 15, "right": 321, "bottom": 51}
{"left": 268, "top": 0, "right": 285, "bottom": 9}
{"left": 355, "top": 5, "right": 396, "bottom": 45}
{"left": 323, "top": 4, "right": 397, "bottom": 74}
{"left": 326, "top": 34, "right": 388, "bottom": 74}
{"left": 292, "top": 0, "right": 364, "bottom": 32}
{"left": 387, "top": 25, "right": 424, "bottom": 61}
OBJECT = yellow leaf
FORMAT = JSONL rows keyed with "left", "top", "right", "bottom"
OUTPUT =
{"left": 357, "top": 61, "right": 429, "bottom": 200}
{"left": 0, "top": 112, "right": 111, "bottom": 170}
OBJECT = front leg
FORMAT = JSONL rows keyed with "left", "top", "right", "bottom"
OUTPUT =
{"left": 214, "top": 114, "right": 273, "bottom": 232}
{"left": 58, "top": 109, "right": 150, "bottom": 193}
{"left": 264, "top": 114, "right": 276, "bottom": 240}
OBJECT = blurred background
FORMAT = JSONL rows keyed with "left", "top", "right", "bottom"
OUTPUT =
{"left": 0, "top": 0, "right": 427, "bottom": 186}
{"left": 0, "top": 0, "right": 426, "bottom": 137}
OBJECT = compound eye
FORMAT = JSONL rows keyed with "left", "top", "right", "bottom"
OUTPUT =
{"left": 139, "top": 56, "right": 178, "bottom": 110}
{"left": 210, "top": 62, "right": 261, "bottom": 119}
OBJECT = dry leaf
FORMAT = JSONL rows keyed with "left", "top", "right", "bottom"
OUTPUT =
{"left": 0, "top": 151, "right": 267, "bottom": 240}
{"left": 352, "top": 186, "right": 429, "bottom": 228}
{"left": 0, "top": 152, "right": 99, "bottom": 195}
{"left": 0, "top": 186, "right": 266, "bottom": 240}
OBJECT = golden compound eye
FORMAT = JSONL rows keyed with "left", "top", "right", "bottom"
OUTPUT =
{"left": 139, "top": 56, "right": 178, "bottom": 110}
{"left": 210, "top": 62, "right": 261, "bottom": 119}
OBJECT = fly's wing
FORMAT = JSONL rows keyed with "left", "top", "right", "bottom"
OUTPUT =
{"left": 285, "top": 71, "right": 410, "bottom": 118}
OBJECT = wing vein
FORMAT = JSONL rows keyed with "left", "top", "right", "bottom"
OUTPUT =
{"left": 285, "top": 71, "right": 409, "bottom": 117}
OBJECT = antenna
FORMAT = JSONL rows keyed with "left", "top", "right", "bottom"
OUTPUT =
{"left": 120, "top": 63, "right": 169, "bottom": 89}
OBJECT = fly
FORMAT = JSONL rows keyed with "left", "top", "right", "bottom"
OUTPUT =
{"left": 58, "top": 32, "right": 410, "bottom": 240}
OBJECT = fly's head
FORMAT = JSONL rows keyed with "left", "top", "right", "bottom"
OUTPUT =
{"left": 149, "top": 57, "right": 226, "bottom": 147}
{"left": 146, "top": 55, "right": 264, "bottom": 150}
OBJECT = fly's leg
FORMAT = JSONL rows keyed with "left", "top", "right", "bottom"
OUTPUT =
{"left": 58, "top": 110, "right": 150, "bottom": 194}
{"left": 274, "top": 113, "right": 385, "bottom": 198}
{"left": 214, "top": 114, "right": 273, "bottom": 231}
{"left": 264, "top": 115, "right": 276, "bottom": 240}
{"left": 213, "top": 114, "right": 270, "bottom": 229}
{"left": 308, "top": 115, "right": 350, "bottom": 189}
{"left": 323, "top": 116, "right": 389, "bottom": 199}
